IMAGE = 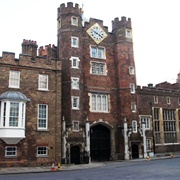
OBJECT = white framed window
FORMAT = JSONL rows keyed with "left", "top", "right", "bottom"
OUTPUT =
{"left": 5, "top": 146, "right": 17, "bottom": 157}
{"left": 132, "top": 120, "right": 137, "bottom": 133}
{"left": 72, "top": 121, "right": 79, "bottom": 132}
{"left": 71, "top": 16, "right": 78, "bottom": 26}
{"left": 130, "top": 83, "right": 135, "bottom": 93}
{"left": 91, "top": 62, "right": 106, "bottom": 75}
{"left": 70, "top": 56, "right": 80, "bottom": 68}
{"left": 72, "top": 96, "right": 79, "bottom": 110}
{"left": 57, "top": 19, "right": 61, "bottom": 30}
{"left": 38, "top": 104, "right": 48, "bottom": 130}
{"left": 71, "top": 77, "right": 79, "bottom": 89}
{"left": 90, "top": 93, "right": 108, "bottom": 112}
{"left": 154, "top": 96, "right": 158, "bottom": 104}
{"left": 71, "top": 36, "right": 79, "bottom": 48}
{"left": 9, "top": 70, "right": 20, "bottom": 88}
{"left": 126, "top": 29, "right": 132, "bottom": 38}
{"left": 38, "top": 74, "right": 49, "bottom": 91}
{"left": 0, "top": 101, "right": 26, "bottom": 128}
{"left": 178, "top": 98, "right": 180, "bottom": 105}
{"left": 131, "top": 102, "right": 136, "bottom": 112}
{"left": 146, "top": 139, "right": 151, "bottom": 151}
{"left": 166, "top": 97, "right": 171, "bottom": 104}
{"left": 37, "top": 146, "right": 48, "bottom": 157}
{"left": 129, "top": 66, "right": 134, "bottom": 75}
{"left": 141, "top": 116, "right": 150, "bottom": 130}
{"left": 90, "top": 46, "right": 106, "bottom": 59}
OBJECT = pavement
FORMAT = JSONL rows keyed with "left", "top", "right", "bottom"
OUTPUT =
{"left": 0, "top": 154, "right": 179, "bottom": 175}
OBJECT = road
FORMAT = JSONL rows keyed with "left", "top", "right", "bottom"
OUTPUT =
{"left": 0, "top": 158, "right": 180, "bottom": 180}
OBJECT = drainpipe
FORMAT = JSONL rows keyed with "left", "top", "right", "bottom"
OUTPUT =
{"left": 142, "top": 121, "right": 147, "bottom": 158}
{"left": 124, "top": 118, "right": 129, "bottom": 160}
{"left": 62, "top": 116, "right": 67, "bottom": 163}
{"left": 85, "top": 117, "right": 90, "bottom": 163}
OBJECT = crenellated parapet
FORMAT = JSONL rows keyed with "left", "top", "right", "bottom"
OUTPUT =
{"left": 57, "top": 2, "right": 82, "bottom": 17}
{"left": 38, "top": 44, "right": 57, "bottom": 58}
{"left": 112, "top": 16, "right": 131, "bottom": 31}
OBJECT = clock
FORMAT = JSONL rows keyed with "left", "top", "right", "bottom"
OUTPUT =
{"left": 87, "top": 23, "right": 107, "bottom": 44}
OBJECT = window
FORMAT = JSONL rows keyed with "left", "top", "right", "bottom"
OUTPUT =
{"left": 71, "top": 37, "right": 79, "bottom": 48}
{"left": 91, "top": 62, "right": 106, "bottom": 75}
{"left": 57, "top": 19, "right": 61, "bottom": 30}
{"left": 37, "top": 146, "right": 48, "bottom": 157}
{"left": 5, "top": 146, "right": 17, "bottom": 157}
{"left": 90, "top": 46, "right": 105, "bottom": 59}
{"left": 9, "top": 70, "right": 20, "bottom": 88}
{"left": 131, "top": 102, "right": 136, "bottom": 112}
{"left": 132, "top": 120, "right": 137, "bottom": 133}
{"left": 71, "top": 16, "right": 78, "bottom": 26}
{"left": 72, "top": 96, "right": 79, "bottom": 110}
{"left": 154, "top": 108, "right": 161, "bottom": 144}
{"left": 166, "top": 97, "right": 171, "bottom": 104}
{"left": 141, "top": 116, "right": 150, "bottom": 129}
{"left": 163, "top": 109, "right": 177, "bottom": 144}
{"left": 72, "top": 121, "right": 79, "bottom": 131}
{"left": 91, "top": 94, "right": 108, "bottom": 112}
{"left": 154, "top": 96, "right": 158, "bottom": 104}
{"left": 70, "top": 56, "right": 80, "bottom": 68}
{"left": 9, "top": 102, "right": 19, "bottom": 127}
{"left": 130, "top": 83, "right": 135, "bottom": 93}
{"left": 178, "top": 98, "right": 180, "bottom": 105}
{"left": 126, "top": 29, "right": 132, "bottom": 38}
{"left": 146, "top": 139, "right": 151, "bottom": 151}
{"left": 38, "top": 74, "right": 48, "bottom": 91}
{"left": 0, "top": 101, "right": 26, "bottom": 128}
{"left": 38, "top": 104, "right": 48, "bottom": 130}
{"left": 129, "top": 66, "right": 134, "bottom": 75}
{"left": 71, "top": 77, "right": 79, "bottom": 89}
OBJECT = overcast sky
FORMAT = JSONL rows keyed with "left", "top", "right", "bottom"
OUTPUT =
{"left": 0, "top": 0, "right": 180, "bottom": 87}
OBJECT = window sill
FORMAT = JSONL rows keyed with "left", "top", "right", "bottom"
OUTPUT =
{"left": 37, "top": 129, "right": 49, "bottom": 132}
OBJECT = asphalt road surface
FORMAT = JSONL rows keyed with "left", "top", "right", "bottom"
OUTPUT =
{"left": 1, "top": 158, "right": 180, "bottom": 180}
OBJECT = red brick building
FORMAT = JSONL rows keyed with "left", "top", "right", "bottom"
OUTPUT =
{"left": 1, "top": 2, "right": 180, "bottom": 167}
{"left": 0, "top": 40, "right": 62, "bottom": 167}
{"left": 58, "top": 2, "right": 139, "bottom": 163}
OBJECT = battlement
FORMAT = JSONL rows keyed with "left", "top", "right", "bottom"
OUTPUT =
{"left": 22, "top": 39, "right": 38, "bottom": 47}
{"left": 38, "top": 44, "right": 57, "bottom": 58}
{"left": 57, "top": 2, "right": 82, "bottom": 17}
{"left": 112, "top": 16, "right": 131, "bottom": 31}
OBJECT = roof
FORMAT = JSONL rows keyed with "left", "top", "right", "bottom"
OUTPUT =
{"left": 0, "top": 91, "right": 30, "bottom": 101}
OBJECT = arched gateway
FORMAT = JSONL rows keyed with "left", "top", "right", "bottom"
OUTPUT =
{"left": 90, "top": 124, "right": 111, "bottom": 161}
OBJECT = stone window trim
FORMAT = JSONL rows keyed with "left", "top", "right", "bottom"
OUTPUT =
{"left": 72, "top": 121, "right": 79, "bottom": 132}
{"left": 71, "top": 77, "right": 80, "bottom": 90}
{"left": 146, "top": 139, "right": 152, "bottom": 151}
{"left": 130, "top": 83, "right": 136, "bottom": 94}
{"left": 129, "top": 66, "right": 135, "bottom": 75}
{"left": 90, "top": 61, "right": 107, "bottom": 75}
{"left": 166, "top": 97, "right": 171, "bottom": 104}
{"left": 126, "top": 29, "right": 132, "bottom": 38}
{"left": 132, "top": 120, "right": 137, "bottom": 133}
{"left": 70, "top": 56, "right": 80, "bottom": 69}
{"left": 71, "top": 16, "right": 78, "bottom": 26}
{"left": 90, "top": 45, "right": 106, "bottom": 60}
{"left": 140, "top": 116, "right": 151, "bottom": 130}
{"left": 71, "top": 96, "right": 79, "bottom": 110}
{"left": 71, "top": 36, "right": 79, "bottom": 48}
{"left": 154, "top": 96, "right": 158, "bottom": 104}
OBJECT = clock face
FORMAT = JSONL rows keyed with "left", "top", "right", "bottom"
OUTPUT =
{"left": 87, "top": 23, "right": 107, "bottom": 44}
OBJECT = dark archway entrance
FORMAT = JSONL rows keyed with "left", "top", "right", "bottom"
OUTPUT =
{"left": 132, "top": 144, "right": 139, "bottom": 159}
{"left": 70, "top": 146, "right": 80, "bottom": 164}
{"left": 90, "top": 124, "right": 110, "bottom": 161}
